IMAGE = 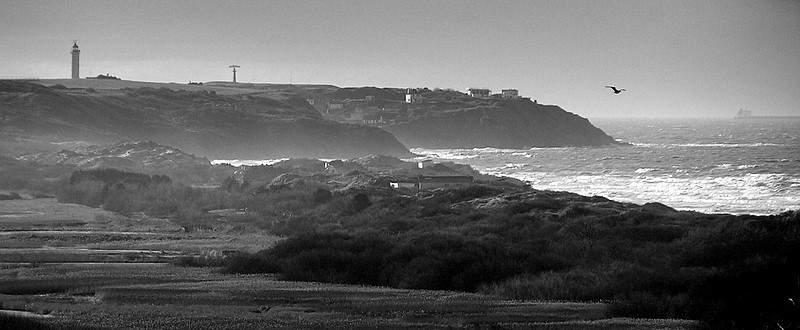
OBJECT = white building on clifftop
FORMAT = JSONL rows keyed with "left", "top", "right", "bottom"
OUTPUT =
{"left": 502, "top": 89, "right": 519, "bottom": 99}
{"left": 467, "top": 88, "right": 491, "bottom": 98}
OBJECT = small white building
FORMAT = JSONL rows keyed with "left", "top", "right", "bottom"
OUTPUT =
{"left": 406, "top": 89, "right": 421, "bottom": 103}
{"left": 467, "top": 88, "right": 491, "bottom": 98}
{"left": 390, "top": 175, "right": 474, "bottom": 190}
{"left": 418, "top": 176, "right": 474, "bottom": 190}
{"left": 501, "top": 89, "right": 520, "bottom": 99}
{"left": 390, "top": 181, "right": 417, "bottom": 189}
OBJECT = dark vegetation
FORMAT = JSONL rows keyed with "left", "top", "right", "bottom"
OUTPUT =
{"left": 0, "top": 191, "right": 22, "bottom": 200}
{"left": 222, "top": 183, "right": 800, "bottom": 329}
{"left": 0, "top": 314, "right": 90, "bottom": 330}
{"left": 2, "top": 160, "right": 799, "bottom": 329}
{"left": 0, "top": 155, "right": 72, "bottom": 197}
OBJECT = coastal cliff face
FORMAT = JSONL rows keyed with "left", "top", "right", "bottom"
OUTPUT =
{"left": 383, "top": 99, "right": 618, "bottom": 148}
{"left": 0, "top": 81, "right": 414, "bottom": 159}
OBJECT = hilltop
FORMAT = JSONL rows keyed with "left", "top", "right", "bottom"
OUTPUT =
{"left": 0, "top": 80, "right": 413, "bottom": 159}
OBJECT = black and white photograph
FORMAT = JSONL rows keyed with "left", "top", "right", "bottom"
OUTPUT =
{"left": 1, "top": 1, "right": 799, "bottom": 329}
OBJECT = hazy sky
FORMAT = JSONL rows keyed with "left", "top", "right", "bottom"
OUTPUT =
{"left": 2, "top": 0, "right": 798, "bottom": 118}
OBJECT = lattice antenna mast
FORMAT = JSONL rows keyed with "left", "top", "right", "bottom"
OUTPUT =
{"left": 229, "top": 65, "right": 240, "bottom": 83}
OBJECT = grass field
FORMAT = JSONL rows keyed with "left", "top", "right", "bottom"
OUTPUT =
{"left": 0, "top": 198, "right": 698, "bottom": 329}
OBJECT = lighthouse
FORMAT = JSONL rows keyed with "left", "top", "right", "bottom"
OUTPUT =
{"left": 71, "top": 42, "right": 80, "bottom": 79}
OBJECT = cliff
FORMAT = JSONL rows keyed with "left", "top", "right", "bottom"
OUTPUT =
{"left": 0, "top": 80, "right": 414, "bottom": 159}
{"left": 383, "top": 98, "right": 619, "bottom": 148}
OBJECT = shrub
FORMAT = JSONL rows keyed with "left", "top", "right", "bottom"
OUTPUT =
{"left": 380, "top": 233, "right": 519, "bottom": 291}
{"left": 0, "top": 192, "right": 22, "bottom": 200}
{"left": 57, "top": 180, "right": 107, "bottom": 207}
{"left": 69, "top": 168, "right": 158, "bottom": 186}
{"left": 220, "top": 176, "right": 240, "bottom": 192}
{"left": 675, "top": 217, "right": 800, "bottom": 328}
{"left": 615, "top": 225, "right": 686, "bottom": 243}
{"left": 346, "top": 193, "right": 371, "bottom": 213}
{"left": 225, "top": 252, "right": 282, "bottom": 274}
{"left": 172, "top": 250, "right": 230, "bottom": 267}
{"left": 228, "top": 231, "right": 538, "bottom": 291}
{"left": 229, "top": 232, "right": 393, "bottom": 284}
{"left": 609, "top": 291, "right": 691, "bottom": 319}
{"left": 0, "top": 314, "right": 85, "bottom": 330}
{"left": 312, "top": 188, "right": 332, "bottom": 204}
{"left": 448, "top": 185, "right": 501, "bottom": 202}
{"left": 479, "top": 261, "right": 647, "bottom": 301}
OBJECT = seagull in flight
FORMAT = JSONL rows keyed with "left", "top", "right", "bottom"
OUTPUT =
{"left": 605, "top": 85, "right": 626, "bottom": 94}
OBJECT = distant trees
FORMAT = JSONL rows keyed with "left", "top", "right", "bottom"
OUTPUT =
{"left": 226, "top": 231, "right": 563, "bottom": 292}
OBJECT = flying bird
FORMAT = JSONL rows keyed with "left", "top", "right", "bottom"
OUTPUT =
{"left": 605, "top": 85, "right": 626, "bottom": 94}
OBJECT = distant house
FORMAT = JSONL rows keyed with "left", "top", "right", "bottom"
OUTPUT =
{"left": 88, "top": 73, "right": 121, "bottom": 80}
{"left": 390, "top": 181, "right": 417, "bottom": 189}
{"left": 324, "top": 160, "right": 365, "bottom": 175}
{"left": 417, "top": 159, "right": 433, "bottom": 169}
{"left": 362, "top": 114, "right": 385, "bottom": 125}
{"left": 389, "top": 175, "right": 474, "bottom": 190}
{"left": 406, "top": 88, "right": 422, "bottom": 103}
{"left": 501, "top": 89, "right": 519, "bottom": 99}
{"left": 418, "top": 175, "right": 474, "bottom": 190}
{"left": 467, "top": 88, "right": 491, "bottom": 98}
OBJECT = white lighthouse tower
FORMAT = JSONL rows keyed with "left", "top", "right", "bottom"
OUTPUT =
{"left": 71, "top": 42, "right": 80, "bottom": 79}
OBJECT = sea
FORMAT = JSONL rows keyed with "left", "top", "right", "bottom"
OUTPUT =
{"left": 410, "top": 118, "right": 800, "bottom": 215}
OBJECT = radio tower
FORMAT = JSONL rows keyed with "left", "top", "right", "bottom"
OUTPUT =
{"left": 229, "top": 65, "right": 240, "bottom": 83}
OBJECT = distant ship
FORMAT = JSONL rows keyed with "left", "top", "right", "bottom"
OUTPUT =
{"left": 735, "top": 109, "right": 753, "bottom": 118}
{"left": 735, "top": 109, "right": 800, "bottom": 120}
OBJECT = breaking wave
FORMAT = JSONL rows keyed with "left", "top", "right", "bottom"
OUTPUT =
{"left": 411, "top": 118, "right": 800, "bottom": 215}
